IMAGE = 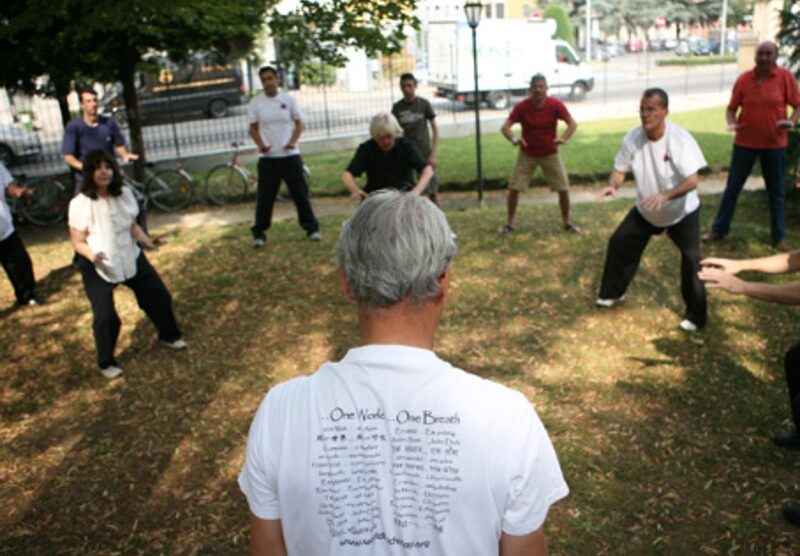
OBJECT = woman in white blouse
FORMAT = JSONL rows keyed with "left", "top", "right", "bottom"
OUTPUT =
{"left": 69, "top": 149, "right": 186, "bottom": 379}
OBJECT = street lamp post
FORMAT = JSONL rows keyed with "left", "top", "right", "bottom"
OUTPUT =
{"left": 464, "top": 1, "right": 484, "bottom": 205}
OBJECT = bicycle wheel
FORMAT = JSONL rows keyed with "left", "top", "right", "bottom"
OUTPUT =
{"left": 20, "top": 177, "right": 68, "bottom": 226}
{"left": 147, "top": 169, "right": 193, "bottom": 212}
{"left": 205, "top": 164, "right": 248, "bottom": 206}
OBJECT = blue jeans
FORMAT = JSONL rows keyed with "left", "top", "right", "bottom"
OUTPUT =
{"left": 711, "top": 145, "right": 786, "bottom": 242}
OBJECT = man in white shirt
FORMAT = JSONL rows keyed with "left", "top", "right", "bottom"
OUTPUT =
{"left": 248, "top": 66, "right": 320, "bottom": 248}
{"left": 596, "top": 88, "right": 708, "bottom": 332}
{"left": 239, "top": 190, "right": 569, "bottom": 555}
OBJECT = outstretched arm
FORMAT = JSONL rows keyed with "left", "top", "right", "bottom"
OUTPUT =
{"left": 701, "top": 250, "right": 800, "bottom": 276}
{"left": 249, "top": 514, "right": 287, "bottom": 556}
{"left": 500, "top": 526, "right": 549, "bottom": 556}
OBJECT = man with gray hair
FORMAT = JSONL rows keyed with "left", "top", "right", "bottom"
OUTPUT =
{"left": 239, "top": 190, "right": 568, "bottom": 555}
{"left": 342, "top": 112, "right": 433, "bottom": 200}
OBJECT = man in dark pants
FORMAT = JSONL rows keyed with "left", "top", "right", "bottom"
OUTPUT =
{"left": 703, "top": 41, "right": 799, "bottom": 251}
{"left": 0, "top": 162, "right": 38, "bottom": 307}
{"left": 699, "top": 250, "right": 800, "bottom": 525}
{"left": 596, "top": 88, "right": 708, "bottom": 332}
{"left": 248, "top": 66, "right": 319, "bottom": 248}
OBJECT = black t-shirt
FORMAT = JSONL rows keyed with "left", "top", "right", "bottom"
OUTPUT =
{"left": 345, "top": 137, "right": 427, "bottom": 192}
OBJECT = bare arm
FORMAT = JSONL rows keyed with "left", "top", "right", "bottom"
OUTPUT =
{"left": 69, "top": 227, "right": 105, "bottom": 264}
{"left": 250, "top": 122, "right": 270, "bottom": 153}
{"left": 428, "top": 118, "right": 439, "bottom": 167}
{"left": 501, "top": 119, "right": 527, "bottom": 147}
{"left": 342, "top": 170, "right": 367, "bottom": 200}
{"left": 726, "top": 107, "right": 741, "bottom": 131}
{"left": 701, "top": 250, "right": 800, "bottom": 276}
{"left": 285, "top": 119, "right": 303, "bottom": 149}
{"left": 249, "top": 514, "right": 287, "bottom": 556}
{"left": 596, "top": 169, "right": 626, "bottom": 200}
{"left": 500, "top": 526, "right": 549, "bottom": 556}
{"left": 410, "top": 164, "right": 434, "bottom": 195}
{"left": 115, "top": 145, "right": 139, "bottom": 163}
{"left": 699, "top": 266, "right": 800, "bottom": 305}
{"left": 556, "top": 116, "right": 577, "bottom": 144}
{"left": 64, "top": 154, "right": 83, "bottom": 172}
{"left": 6, "top": 182, "right": 32, "bottom": 198}
{"left": 131, "top": 222, "right": 163, "bottom": 250}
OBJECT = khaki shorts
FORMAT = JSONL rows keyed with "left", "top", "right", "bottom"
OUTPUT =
{"left": 508, "top": 151, "right": 569, "bottom": 192}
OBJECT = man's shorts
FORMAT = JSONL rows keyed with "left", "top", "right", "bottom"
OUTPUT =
{"left": 509, "top": 151, "right": 569, "bottom": 192}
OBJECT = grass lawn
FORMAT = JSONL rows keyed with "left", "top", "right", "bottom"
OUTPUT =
{"left": 295, "top": 106, "right": 734, "bottom": 196}
{"left": 2, "top": 189, "right": 800, "bottom": 554}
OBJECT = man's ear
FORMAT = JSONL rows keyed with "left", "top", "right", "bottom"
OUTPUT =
{"left": 339, "top": 267, "right": 356, "bottom": 301}
{"left": 438, "top": 267, "right": 452, "bottom": 300}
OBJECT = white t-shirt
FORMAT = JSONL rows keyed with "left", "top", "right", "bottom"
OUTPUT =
{"left": 614, "top": 120, "right": 707, "bottom": 227}
{"left": 239, "top": 345, "right": 569, "bottom": 555}
{"left": 247, "top": 92, "right": 302, "bottom": 159}
{"left": 0, "top": 163, "right": 15, "bottom": 241}
{"left": 68, "top": 187, "right": 140, "bottom": 283}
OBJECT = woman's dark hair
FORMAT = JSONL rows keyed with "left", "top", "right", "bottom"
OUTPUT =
{"left": 81, "top": 149, "right": 123, "bottom": 199}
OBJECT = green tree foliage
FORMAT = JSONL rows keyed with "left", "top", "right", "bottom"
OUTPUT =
{"left": 543, "top": 4, "right": 576, "bottom": 48}
{"left": 777, "top": 1, "right": 800, "bottom": 78}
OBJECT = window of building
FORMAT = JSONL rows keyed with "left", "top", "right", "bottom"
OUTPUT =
{"left": 495, "top": 3, "right": 504, "bottom": 18}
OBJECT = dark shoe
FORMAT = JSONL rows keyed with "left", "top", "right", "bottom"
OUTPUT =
{"left": 563, "top": 222, "right": 581, "bottom": 234}
{"left": 773, "top": 430, "right": 800, "bottom": 450}
{"left": 774, "top": 239, "right": 793, "bottom": 252}
{"left": 783, "top": 504, "right": 800, "bottom": 526}
{"left": 701, "top": 230, "right": 723, "bottom": 243}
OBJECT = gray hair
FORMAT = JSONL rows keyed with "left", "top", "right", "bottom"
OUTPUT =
{"left": 369, "top": 112, "right": 403, "bottom": 139}
{"left": 336, "top": 190, "right": 458, "bottom": 308}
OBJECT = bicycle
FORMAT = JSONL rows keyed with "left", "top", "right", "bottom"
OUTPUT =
{"left": 204, "top": 141, "right": 312, "bottom": 206}
{"left": 8, "top": 173, "right": 69, "bottom": 227}
{"left": 121, "top": 161, "right": 194, "bottom": 212}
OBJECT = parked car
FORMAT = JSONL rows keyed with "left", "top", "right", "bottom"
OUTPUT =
{"left": 101, "top": 53, "right": 245, "bottom": 127}
{"left": 0, "top": 125, "right": 42, "bottom": 167}
{"left": 626, "top": 37, "right": 645, "bottom": 53}
{"left": 664, "top": 38, "right": 678, "bottom": 50}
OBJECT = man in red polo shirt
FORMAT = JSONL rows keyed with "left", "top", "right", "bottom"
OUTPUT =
{"left": 704, "top": 41, "right": 800, "bottom": 251}
{"left": 499, "top": 74, "right": 579, "bottom": 234}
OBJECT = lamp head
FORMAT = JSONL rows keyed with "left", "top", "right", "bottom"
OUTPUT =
{"left": 464, "top": 1, "right": 483, "bottom": 28}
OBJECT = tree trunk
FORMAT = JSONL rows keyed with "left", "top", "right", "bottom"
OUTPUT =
{"left": 53, "top": 78, "right": 72, "bottom": 129}
{"left": 118, "top": 44, "right": 146, "bottom": 180}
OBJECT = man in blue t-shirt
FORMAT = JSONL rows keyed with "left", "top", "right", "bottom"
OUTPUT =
{"left": 61, "top": 88, "right": 138, "bottom": 195}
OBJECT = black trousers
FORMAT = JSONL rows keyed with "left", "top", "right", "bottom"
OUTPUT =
{"left": 251, "top": 155, "right": 319, "bottom": 239}
{"left": 78, "top": 252, "right": 181, "bottom": 369}
{"left": 786, "top": 342, "right": 800, "bottom": 431}
{"left": 598, "top": 207, "right": 707, "bottom": 326}
{"left": 0, "top": 231, "right": 36, "bottom": 305}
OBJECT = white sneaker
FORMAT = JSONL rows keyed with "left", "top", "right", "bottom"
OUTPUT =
{"left": 100, "top": 365, "right": 124, "bottom": 379}
{"left": 497, "top": 223, "right": 516, "bottom": 235}
{"left": 679, "top": 319, "right": 699, "bottom": 332}
{"left": 308, "top": 231, "right": 322, "bottom": 241}
{"left": 253, "top": 238, "right": 266, "bottom": 248}
{"left": 160, "top": 338, "right": 188, "bottom": 350}
{"left": 596, "top": 295, "right": 625, "bottom": 308}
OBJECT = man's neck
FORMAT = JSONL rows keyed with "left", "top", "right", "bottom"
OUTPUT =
{"left": 646, "top": 123, "right": 667, "bottom": 142}
{"left": 264, "top": 90, "right": 279, "bottom": 98}
{"left": 357, "top": 299, "right": 441, "bottom": 350}
{"left": 755, "top": 65, "right": 774, "bottom": 80}
{"left": 402, "top": 96, "right": 416, "bottom": 103}
{"left": 82, "top": 114, "right": 99, "bottom": 126}
{"left": 530, "top": 96, "right": 546, "bottom": 108}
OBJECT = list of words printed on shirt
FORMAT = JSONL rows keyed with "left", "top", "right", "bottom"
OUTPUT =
{"left": 314, "top": 405, "right": 463, "bottom": 550}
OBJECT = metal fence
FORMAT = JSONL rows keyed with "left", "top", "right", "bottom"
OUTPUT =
{"left": 0, "top": 51, "right": 739, "bottom": 180}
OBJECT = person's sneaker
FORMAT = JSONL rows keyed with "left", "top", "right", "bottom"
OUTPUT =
{"left": 27, "top": 298, "right": 39, "bottom": 306}
{"left": 774, "top": 430, "right": 800, "bottom": 450}
{"left": 160, "top": 338, "right": 188, "bottom": 350}
{"left": 308, "top": 231, "right": 322, "bottom": 241}
{"left": 596, "top": 295, "right": 625, "bottom": 308}
{"left": 701, "top": 230, "right": 723, "bottom": 243}
{"left": 563, "top": 222, "right": 581, "bottom": 234}
{"left": 253, "top": 238, "right": 267, "bottom": 248}
{"left": 100, "top": 365, "right": 124, "bottom": 379}
{"left": 497, "top": 223, "right": 516, "bottom": 235}
{"left": 774, "top": 239, "right": 793, "bottom": 252}
{"left": 679, "top": 319, "right": 699, "bottom": 332}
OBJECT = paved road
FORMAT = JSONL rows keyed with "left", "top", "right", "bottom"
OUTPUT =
{"left": 15, "top": 52, "right": 737, "bottom": 177}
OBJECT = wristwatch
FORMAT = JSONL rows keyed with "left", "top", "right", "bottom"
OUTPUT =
{"left": 511, "top": 137, "right": 520, "bottom": 145}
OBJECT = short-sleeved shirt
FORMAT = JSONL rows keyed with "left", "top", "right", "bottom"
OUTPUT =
{"left": 0, "top": 162, "right": 15, "bottom": 241}
{"left": 346, "top": 137, "right": 428, "bottom": 192}
{"left": 61, "top": 116, "right": 126, "bottom": 184}
{"left": 728, "top": 66, "right": 800, "bottom": 149}
{"left": 239, "top": 344, "right": 569, "bottom": 555}
{"left": 392, "top": 97, "right": 436, "bottom": 154}
{"left": 247, "top": 92, "right": 302, "bottom": 159}
{"left": 68, "top": 187, "right": 141, "bottom": 283}
{"left": 615, "top": 120, "right": 707, "bottom": 227}
{"left": 508, "top": 97, "right": 572, "bottom": 158}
